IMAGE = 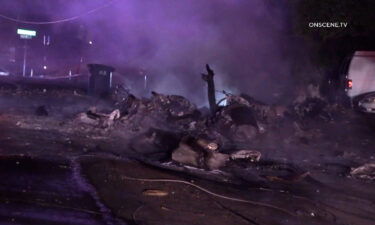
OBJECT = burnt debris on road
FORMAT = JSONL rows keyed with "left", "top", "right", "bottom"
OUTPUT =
{"left": 1, "top": 63, "right": 375, "bottom": 225}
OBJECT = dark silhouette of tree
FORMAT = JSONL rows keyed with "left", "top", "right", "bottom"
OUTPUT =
{"left": 293, "top": 0, "right": 375, "bottom": 68}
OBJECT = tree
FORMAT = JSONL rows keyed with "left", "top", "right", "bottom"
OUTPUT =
{"left": 293, "top": 0, "right": 375, "bottom": 68}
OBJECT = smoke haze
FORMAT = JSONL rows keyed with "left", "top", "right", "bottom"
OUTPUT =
{"left": 0, "top": 0, "right": 299, "bottom": 105}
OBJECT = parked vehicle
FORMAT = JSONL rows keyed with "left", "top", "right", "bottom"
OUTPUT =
{"left": 0, "top": 68, "right": 10, "bottom": 76}
{"left": 358, "top": 92, "right": 375, "bottom": 113}
{"left": 343, "top": 51, "right": 375, "bottom": 112}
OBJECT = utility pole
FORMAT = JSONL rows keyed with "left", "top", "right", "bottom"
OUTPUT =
{"left": 17, "top": 29, "right": 36, "bottom": 77}
{"left": 22, "top": 39, "right": 27, "bottom": 77}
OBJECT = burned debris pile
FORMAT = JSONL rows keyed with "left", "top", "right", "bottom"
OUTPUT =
{"left": 73, "top": 65, "right": 345, "bottom": 174}
{"left": 76, "top": 107, "right": 121, "bottom": 129}
{"left": 350, "top": 163, "right": 375, "bottom": 180}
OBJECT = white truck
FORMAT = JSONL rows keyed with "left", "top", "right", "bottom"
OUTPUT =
{"left": 344, "top": 51, "right": 375, "bottom": 112}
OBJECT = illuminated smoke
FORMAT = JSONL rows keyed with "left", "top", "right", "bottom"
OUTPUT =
{"left": 0, "top": 0, "right": 300, "bottom": 105}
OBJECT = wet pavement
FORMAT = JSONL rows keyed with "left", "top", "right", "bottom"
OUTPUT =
{"left": 79, "top": 156, "right": 375, "bottom": 225}
{"left": 0, "top": 152, "right": 374, "bottom": 225}
{"left": 0, "top": 155, "right": 126, "bottom": 225}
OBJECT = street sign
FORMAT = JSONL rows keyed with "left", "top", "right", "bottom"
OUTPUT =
{"left": 20, "top": 34, "right": 32, "bottom": 39}
{"left": 17, "top": 29, "right": 36, "bottom": 37}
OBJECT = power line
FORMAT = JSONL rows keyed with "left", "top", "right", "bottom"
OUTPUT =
{"left": 0, "top": 0, "right": 118, "bottom": 25}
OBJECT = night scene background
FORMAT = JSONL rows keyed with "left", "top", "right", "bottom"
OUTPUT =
{"left": 0, "top": 1, "right": 375, "bottom": 225}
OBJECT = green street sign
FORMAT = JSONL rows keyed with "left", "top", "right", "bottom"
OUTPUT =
{"left": 17, "top": 29, "right": 36, "bottom": 37}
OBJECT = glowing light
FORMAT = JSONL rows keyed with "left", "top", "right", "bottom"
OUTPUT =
{"left": 17, "top": 28, "right": 36, "bottom": 36}
{"left": 89, "top": 41, "right": 93, "bottom": 45}
{"left": 207, "top": 142, "right": 219, "bottom": 151}
{"left": 216, "top": 91, "right": 228, "bottom": 106}
{"left": 348, "top": 79, "right": 353, "bottom": 89}
{"left": 43, "top": 65, "right": 47, "bottom": 70}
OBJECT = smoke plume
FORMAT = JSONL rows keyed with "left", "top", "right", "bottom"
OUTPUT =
{"left": 0, "top": 0, "right": 298, "bottom": 105}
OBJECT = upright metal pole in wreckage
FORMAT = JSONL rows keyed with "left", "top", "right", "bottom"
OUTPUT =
{"left": 202, "top": 64, "right": 217, "bottom": 115}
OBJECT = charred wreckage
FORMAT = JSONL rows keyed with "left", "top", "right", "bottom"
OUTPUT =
{"left": 71, "top": 64, "right": 354, "bottom": 183}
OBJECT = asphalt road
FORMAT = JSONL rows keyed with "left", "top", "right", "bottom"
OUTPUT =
{"left": 0, "top": 152, "right": 375, "bottom": 225}
{"left": 0, "top": 155, "right": 126, "bottom": 225}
